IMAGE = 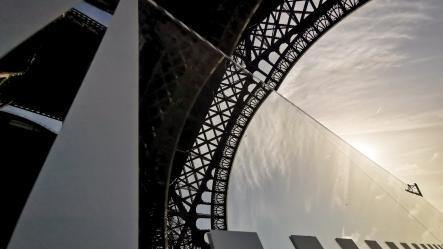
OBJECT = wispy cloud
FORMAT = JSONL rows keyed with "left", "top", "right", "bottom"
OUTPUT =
{"left": 279, "top": 0, "right": 443, "bottom": 135}
{"left": 278, "top": 0, "right": 443, "bottom": 211}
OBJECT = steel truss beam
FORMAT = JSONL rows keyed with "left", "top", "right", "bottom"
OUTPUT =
{"left": 138, "top": 1, "right": 260, "bottom": 248}
{"left": 165, "top": 0, "right": 371, "bottom": 248}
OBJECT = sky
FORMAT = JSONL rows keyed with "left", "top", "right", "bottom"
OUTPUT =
{"left": 229, "top": 0, "right": 443, "bottom": 248}
{"left": 279, "top": 0, "right": 443, "bottom": 211}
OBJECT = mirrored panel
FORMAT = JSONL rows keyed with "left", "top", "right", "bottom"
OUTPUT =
{"left": 228, "top": 91, "right": 443, "bottom": 249}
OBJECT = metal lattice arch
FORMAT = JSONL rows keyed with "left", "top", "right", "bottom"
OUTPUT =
{"left": 165, "top": 0, "right": 371, "bottom": 248}
{"left": 0, "top": 0, "right": 373, "bottom": 248}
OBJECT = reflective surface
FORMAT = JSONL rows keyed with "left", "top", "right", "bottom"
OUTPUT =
{"left": 228, "top": 92, "right": 443, "bottom": 249}
{"left": 279, "top": 0, "right": 443, "bottom": 211}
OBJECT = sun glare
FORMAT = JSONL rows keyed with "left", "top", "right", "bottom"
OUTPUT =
{"left": 351, "top": 141, "right": 378, "bottom": 161}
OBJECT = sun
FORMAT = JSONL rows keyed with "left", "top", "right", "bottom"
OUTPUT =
{"left": 351, "top": 141, "right": 378, "bottom": 161}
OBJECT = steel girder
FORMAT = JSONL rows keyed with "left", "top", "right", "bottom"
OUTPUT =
{"left": 164, "top": 0, "right": 371, "bottom": 248}
{"left": 138, "top": 0, "right": 261, "bottom": 248}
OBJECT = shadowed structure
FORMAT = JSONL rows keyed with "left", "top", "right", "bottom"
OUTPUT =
{"left": 138, "top": 0, "right": 371, "bottom": 248}
{"left": 0, "top": 0, "right": 373, "bottom": 248}
{"left": 0, "top": 3, "right": 115, "bottom": 247}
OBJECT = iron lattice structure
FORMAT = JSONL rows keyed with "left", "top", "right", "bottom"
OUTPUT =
{"left": 139, "top": 0, "right": 370, "bottom": 248}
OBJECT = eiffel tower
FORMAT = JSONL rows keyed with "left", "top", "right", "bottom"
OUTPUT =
{"left": 1, "top": 0, "right": 372, "bottom": 248}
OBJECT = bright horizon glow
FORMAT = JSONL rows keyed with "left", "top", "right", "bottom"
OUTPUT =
{"left": 349, "top": 141, "right": 378, "bottom": 162}
{"left": 279, "top": 0, "right": 443, "bottom": 211}
{"left": 228, "top": 93, "right": 443, "bottom": 249}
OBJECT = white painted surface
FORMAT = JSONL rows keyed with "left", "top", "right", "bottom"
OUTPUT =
{"left": 0, "top": 0, "right": 80, "bottom": 58}
{"left": 0, "top": 105, "right": 62, "bottom": 134}
{"left": 8, "top": 0, "right": 138, "bottom": 248}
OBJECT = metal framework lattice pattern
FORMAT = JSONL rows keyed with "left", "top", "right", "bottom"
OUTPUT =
{"left": 138, "top": 1, "right": 260, "bottom": 248}
{"left": 165, "top": 0, "right": 370, "bottom": 248}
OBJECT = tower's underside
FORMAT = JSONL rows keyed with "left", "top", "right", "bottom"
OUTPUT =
{"left": 138, "top": 0, "right": 370, "bottom": 248}
{"left": 0, "top": 0, "right": 373, "bottom": 248}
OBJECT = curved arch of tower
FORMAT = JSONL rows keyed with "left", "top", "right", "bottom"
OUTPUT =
{"left": 141, "top": 0, "right": 371, "bottom": 248}
{"left": 1, "top": 1, "right": 376, "bottom": 248}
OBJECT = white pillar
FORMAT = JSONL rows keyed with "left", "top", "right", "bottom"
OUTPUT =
{"left": 7, "top": 0, "right": 138, "bottom": 248}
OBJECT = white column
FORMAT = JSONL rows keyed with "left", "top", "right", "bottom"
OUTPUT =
{"left": 7, "top": 0, "right": 138, "bottom": 248}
